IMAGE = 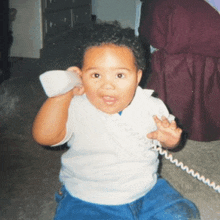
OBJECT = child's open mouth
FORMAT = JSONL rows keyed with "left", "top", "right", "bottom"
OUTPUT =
{"left": 102, "top": 96, "right": 117, "bottom": 105}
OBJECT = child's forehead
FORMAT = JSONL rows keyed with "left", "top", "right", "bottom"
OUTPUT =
{"left": 82, "top": 44, "right": 137, "bottom": 71}
{"left": 83, "top": 44, "right": 135, "bottom": 64}
{"left": 85, "top": 44, "right": 132, "bottom": 54}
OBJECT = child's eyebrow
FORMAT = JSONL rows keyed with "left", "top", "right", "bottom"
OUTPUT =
{"left": 84, "top": 67, "right": 98, "bottom": 71}
{"left": 113, "top": 68, "right": 131, "bottom": 71}
{"left": 84, "top": 67, "right": 131, "bottom": 72}
{"left": 83, "top": 67, "right": 101, "bottom": 72}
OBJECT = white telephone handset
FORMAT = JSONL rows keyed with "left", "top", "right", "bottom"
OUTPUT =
{"left": 39, "top": 70, "right": 82, "bottom": 97}
{"left": 153, "top": 144, "right": 220, "bottom": 193}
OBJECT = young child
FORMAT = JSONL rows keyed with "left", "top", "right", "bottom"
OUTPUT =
{"left": 32, "top": 23, "right": 200, "bottom": 219}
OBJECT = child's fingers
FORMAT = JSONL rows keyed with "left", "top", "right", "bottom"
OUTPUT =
{"left": 147, "top": 131, "right": 158, "bottom": 140}
{"left": 153, "top": 116, "right": 181, "bottom": 133}
{"left": 170, "top": 120, "right": 177, "bottom": 130}
{"left": 72, "top": 86, "right": 84, "bottom": 96}
{"left": 153, "top": 115, "right": 170, "bottom": 128}
{"left": 153, "top": 115, "right": 162, "bottom": 125}
{"left": 161, "top": 116, "right": 170, "bottom": 128}
{"left": 176, "top": 127, "right": 183, "bottom": 134}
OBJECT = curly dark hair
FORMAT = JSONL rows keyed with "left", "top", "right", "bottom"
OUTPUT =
{"left": 76, "top": 22, "right": 146, "bottom": 71}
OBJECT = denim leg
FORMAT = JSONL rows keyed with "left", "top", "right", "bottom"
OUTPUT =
{"left": 54, "top": 186, "right": 135, "bottom": 220}
{"left": 139, "top": 178, "right": 200, "bottom": 220}
{"left": 54, "top": 179, "right": 200, "bottom": 220}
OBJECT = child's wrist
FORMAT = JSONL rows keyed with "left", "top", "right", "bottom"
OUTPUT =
{"left": 50, "top": 90, "right": 74, "bottom": 101}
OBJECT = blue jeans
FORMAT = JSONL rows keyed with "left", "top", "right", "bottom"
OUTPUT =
{"left": 54, "top": 178, "right": 200, "bottom": 220}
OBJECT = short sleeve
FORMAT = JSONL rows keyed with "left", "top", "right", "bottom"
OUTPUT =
{"left": 141, "top": 87, "right": 175, "bottom": 122}
{"left": 155, "top": 98, "right": 175, "bottom": 123}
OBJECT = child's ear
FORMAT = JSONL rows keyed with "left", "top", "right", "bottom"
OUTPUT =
{"left": 137, "top": 70, "right": 143, "bottom": 85}
{"left": 67, "top": 66, "right": 82, "bottom": 77}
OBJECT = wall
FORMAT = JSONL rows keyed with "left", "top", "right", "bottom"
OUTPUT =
{"left": 92, "top": 0, "right": 141, "bottom": 29}
{"left": 9, "top": 0, "right": 42, "bottom": 58}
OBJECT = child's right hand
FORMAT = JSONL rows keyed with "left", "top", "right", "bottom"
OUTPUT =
{"left": 33, "top": 67, "right": 84, "bottom": 146}
{"left": 66, "top": 66, "right": 84, "bottom": 97}
{"left": 72, "top": 84, "right": 85, "bottom": 96}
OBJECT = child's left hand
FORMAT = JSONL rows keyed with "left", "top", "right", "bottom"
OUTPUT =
{"left": 147, "top": 116, "right": 182, "bottom": 149}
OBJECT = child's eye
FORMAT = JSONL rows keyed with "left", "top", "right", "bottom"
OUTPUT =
{"left": 92, "top": 73, "right": 101, "bottom": 78}
{"left": 116, "top": 73, "right": 125, "bottom": 79}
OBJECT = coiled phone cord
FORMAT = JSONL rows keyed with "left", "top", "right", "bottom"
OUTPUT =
{"left": 153, "top": 145, "right": 220, "bottom": 193}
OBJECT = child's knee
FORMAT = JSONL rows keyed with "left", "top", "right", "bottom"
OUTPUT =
{"left": 161, "top": 200, "right": 200, "bottom": 220}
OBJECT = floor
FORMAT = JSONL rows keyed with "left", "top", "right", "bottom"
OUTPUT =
{"left": 0, "top": 63, "right": 63, "bottom": 220}
{"left": 9, "top": 57, "right": 41, "bottom": 79}
{"left": 0, "top": 26, "right": 92, "bottom": 219}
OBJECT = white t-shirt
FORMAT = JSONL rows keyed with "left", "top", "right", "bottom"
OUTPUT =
{"left": 54, "top": 86, "right": 174, "bottom": 205}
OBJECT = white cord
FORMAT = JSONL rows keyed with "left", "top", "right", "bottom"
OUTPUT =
{"left": 153, "top": 145, "right": 220, "bottom": 193}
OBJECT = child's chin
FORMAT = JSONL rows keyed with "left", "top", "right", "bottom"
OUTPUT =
{"left": 98, "top": 107, "right": 120, "bottom": 115}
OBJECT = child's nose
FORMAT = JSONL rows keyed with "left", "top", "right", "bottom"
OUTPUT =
{"left": 101, "top": 76, "right": 115, "bottom": 90}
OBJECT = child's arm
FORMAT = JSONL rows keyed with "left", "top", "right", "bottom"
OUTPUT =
{"left": 147, "top": 115, "right": 182, "bottom": 149}
{"left": 32, "top": 90, "right": 73, "bottom": 146}
{"left": 32, "top": 67, "right": 84, "bottom": 146}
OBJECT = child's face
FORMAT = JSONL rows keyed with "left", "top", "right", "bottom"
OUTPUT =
{"left": 81, "top": 44, "right": 142, "bottom": 114}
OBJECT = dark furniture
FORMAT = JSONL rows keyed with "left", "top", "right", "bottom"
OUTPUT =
{"left": 0, "top": 4, "right": 14, "bottom": 83}
{"left": 42, "top": 0, "right": 91, "bottom": 46}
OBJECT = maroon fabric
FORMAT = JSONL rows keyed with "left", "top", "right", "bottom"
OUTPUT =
{"left": 139, "top": 0, "right": 220, "bottom": 141}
